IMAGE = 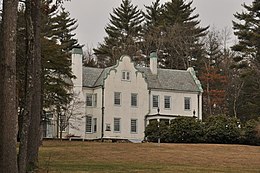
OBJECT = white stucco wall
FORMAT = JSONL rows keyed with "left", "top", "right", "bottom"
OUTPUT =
{"left": 149, "top": 90, "right": 201, "bottom": 119}
{"left": 103, "top": 56, "right": 149, "bottom": 140}
{"left": 83, "top": 88, "right": 103, "bottom": 139}
{"left": 68, "top": 51, "right": 203, "bottom": 141}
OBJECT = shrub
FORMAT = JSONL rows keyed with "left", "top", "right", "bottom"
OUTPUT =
{"left": 168, "top": 117, "right": 204, "bottom": 143}
{"left": 204, "top": 115, "right": 241, "bottom": 144}
{"left": 145, "top": 120, "right": 169, "bottom": 142}
{"left": 241, "top": 118, "right": 260, "bottom": 145}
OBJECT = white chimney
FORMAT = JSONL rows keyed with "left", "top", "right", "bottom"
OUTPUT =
{"left": 71, "top": 47, "right": 83, "bottom": 88}
{"left": 150, "top": 52, "right": 157, "bottom": 75}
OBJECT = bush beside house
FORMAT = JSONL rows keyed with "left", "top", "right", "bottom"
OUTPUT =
{"left": 145, "top": 116, "right": 260, "bottom": 145}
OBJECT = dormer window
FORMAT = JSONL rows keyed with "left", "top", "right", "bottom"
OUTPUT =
{"left": 122, "top": 71, "right": 130, "bottom": 81}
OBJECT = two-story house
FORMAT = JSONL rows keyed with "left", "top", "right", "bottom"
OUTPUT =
{"left": 64, "top": 47, "right": 203, "bottom": 141}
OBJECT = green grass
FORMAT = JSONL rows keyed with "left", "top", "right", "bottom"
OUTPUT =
{"left": 38, "top": 141, "right": 260, "bottom": 173}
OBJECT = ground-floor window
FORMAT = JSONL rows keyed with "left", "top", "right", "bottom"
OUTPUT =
{"left": 86, "top": 116, "right": 92, "bottom": 133}
{"left": 114, "top": 118, "right": 121, "bottom": 132}
{"left": 130, "top": 119, "right": 137, "bottom": 133}
{"left": 93, "top": 118, "right": 97, "bottom": 133}
{"left": 184, "top": 97, "right": 191, "bottom": 110}
{"left": 86, "top": 116, "right": 98, "bottom": 133}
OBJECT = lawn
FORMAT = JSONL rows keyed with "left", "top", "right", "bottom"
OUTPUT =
{"left": 38, "top": 140, "right": 260, "bottom": 173}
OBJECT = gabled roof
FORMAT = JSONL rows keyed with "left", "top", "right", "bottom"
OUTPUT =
{"left": 82, "top": 65, "right": 202, "bottom": 92}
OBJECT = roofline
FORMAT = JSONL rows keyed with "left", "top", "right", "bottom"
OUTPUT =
{"left": 149, "top": 88, "right": 201, "bottom": 93}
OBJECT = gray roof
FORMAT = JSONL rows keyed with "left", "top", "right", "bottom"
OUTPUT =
{"left": 136, "top": 67, "right": 200, "bottom": 92}
{"left": 82, "top": 66, "right": 202, "bottom": 92}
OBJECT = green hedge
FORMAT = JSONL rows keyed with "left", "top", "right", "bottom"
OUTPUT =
{"left": 144, "top": 115, "right": 260, "bottom": 145}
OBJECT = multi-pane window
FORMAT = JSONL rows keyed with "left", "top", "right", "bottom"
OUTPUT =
{"left": 114, "top": 92, "right": 121, "bottom": 105}
{"left": 131, "top": 119, "right": 137, "bottom": 133}
{"left": 131, "top": 93, "right": 138, "bottom": 107}
{"left": 122, "top": 71, "right": 130, "bottom": 81}
{"left": 86, "top": 116, "right": 92, "bottom": 133}
{"left": 93, "top": 118, "right": 97, "bottom": 133}
{"left": 152, "top": 95, "right": 159, "bottom": 108}
{"left": 114, "top": 118, "right": 121, "bottom": 132}
{"left": 86, "top": 94, "right": 97, "bottom": 107}
{"left": 164, "top": 96, "right": 171, "bottom": 109}
{"left": 184, "top": 97, "right": 191, "bottom": 110}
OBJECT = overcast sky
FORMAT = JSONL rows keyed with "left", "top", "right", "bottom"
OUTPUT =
{"left": 64, "top": 0, "right": 253, "bottom": 50}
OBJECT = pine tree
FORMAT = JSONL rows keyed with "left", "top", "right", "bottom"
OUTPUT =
{"left": 232, "top": 0, "right": 260, "bottom": 121}
{"left": 143, "top": 0, "right": 208, "bottom": 70}
{"left": 232, "top": 0, "right": 260, "bottom": 68}
{"left": 94, "top": 0, "right": 144, "bottom": 67}
{"left": 41, "top": 4, "right": 78, "bottom": 110}
{"left": 143, "top": 0, "right": 163, "bottom": 28}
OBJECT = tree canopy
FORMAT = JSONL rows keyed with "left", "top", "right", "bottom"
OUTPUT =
{"left": 94, "top": 0, "right": 144, "bottom": 67}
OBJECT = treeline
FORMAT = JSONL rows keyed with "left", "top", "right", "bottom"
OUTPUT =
{"left": 145, "top": 116, "right": 260, "bottom": 146}
{"left": 90, "top": 0, "right": 260, "bottom": 122}
{"left": 0, "top": 0, "right": 79, "bottom": 172}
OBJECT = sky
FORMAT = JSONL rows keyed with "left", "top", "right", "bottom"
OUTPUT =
{"left": 63, "top": 0, "right": 253, "bottom": 50}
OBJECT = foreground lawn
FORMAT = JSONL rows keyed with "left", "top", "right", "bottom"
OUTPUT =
{"left": 38, "top": 140, "right": 260, "bottom": 173}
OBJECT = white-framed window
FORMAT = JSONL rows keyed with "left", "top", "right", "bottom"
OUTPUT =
{"left": 164, "top": 96, "right": 171, "bottom": 109}
{"left": 114, "top": 118, "right": 121, "bottom": 132}
{"left": 131, "top": 93, "right": 138, "bottom": 107}
{"left": 130, "top": 119, "right": 137, "bottom": 133}
{"left": 86, "top": 116, "right": 92, "bottom": 133}
{"left": 86, "top": 94, "right": 97, "bottom": 107}
{"left": 86, "top": 116, "right": 98, "bottom": 133}
{"left": 114, "top": 92, "right": 121, "bottom": 105}
{"left": 122, "top": 71, "right": 130, "bottom": 81}
{"left": 152, "top": 95, "right": 159, "bottom": 108}
{"left": 93, "top": 118, "right": 97, "bottom": 133}
{"left": 184, "top": 97, "right": 191, "bottom": 110}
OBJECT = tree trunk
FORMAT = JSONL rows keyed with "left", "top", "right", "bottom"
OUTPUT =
{"left": 18, "top": 0, "right": 35, "bottom": 172}
{"left": 27, "top": 0, "right": 42, "bottom": 169}
{"left": 0, "top": 0, "right": 19, "bottom": 172}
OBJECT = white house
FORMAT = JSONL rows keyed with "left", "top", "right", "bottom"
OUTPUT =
{"left": 59, "top": 47, "right": 203, "bottom": 141}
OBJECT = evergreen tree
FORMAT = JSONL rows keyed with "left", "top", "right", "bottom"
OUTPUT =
{"left": 94, "top": 0, "right": 144, "bottom": 67}
{"left": 51, "top": 7, "right": 78, "bottom": 52}
{"left": 141, "top": 0, "right": 164, "bottom": 59}
{"left": 41, "top": 3, "right": 78, "bottom": 110}
{"left": 143, "top": 0, "right": 163, "bottom": 28}
{"left": 143, "top": 0, "right": 208, "bottom": 69}
{"left": 232, "top": 0, "right": 260, "bottom": 121}
{"left": 232, "top": 0, "right": 260, "bottom": 68}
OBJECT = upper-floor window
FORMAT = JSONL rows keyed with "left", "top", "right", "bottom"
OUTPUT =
{"left": 184, "top": 97, "right": 191, "bottom": 110}
{"left": 114, "top": 92, "right": 121, "bottom": 105}
{"left": 86, "top": 94, "right": 97, "bottom": 107}
{"left": 122, "top": 71, "right": 130, "bottom": 81}
{"left": 164, "top": 96, "right": 171, "bottom": 109}
{"left": 131, "top": 93, "right": 138, "bottom": 107}
{"left": 152, "top": 95, "right": 159, "bottom": 108}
